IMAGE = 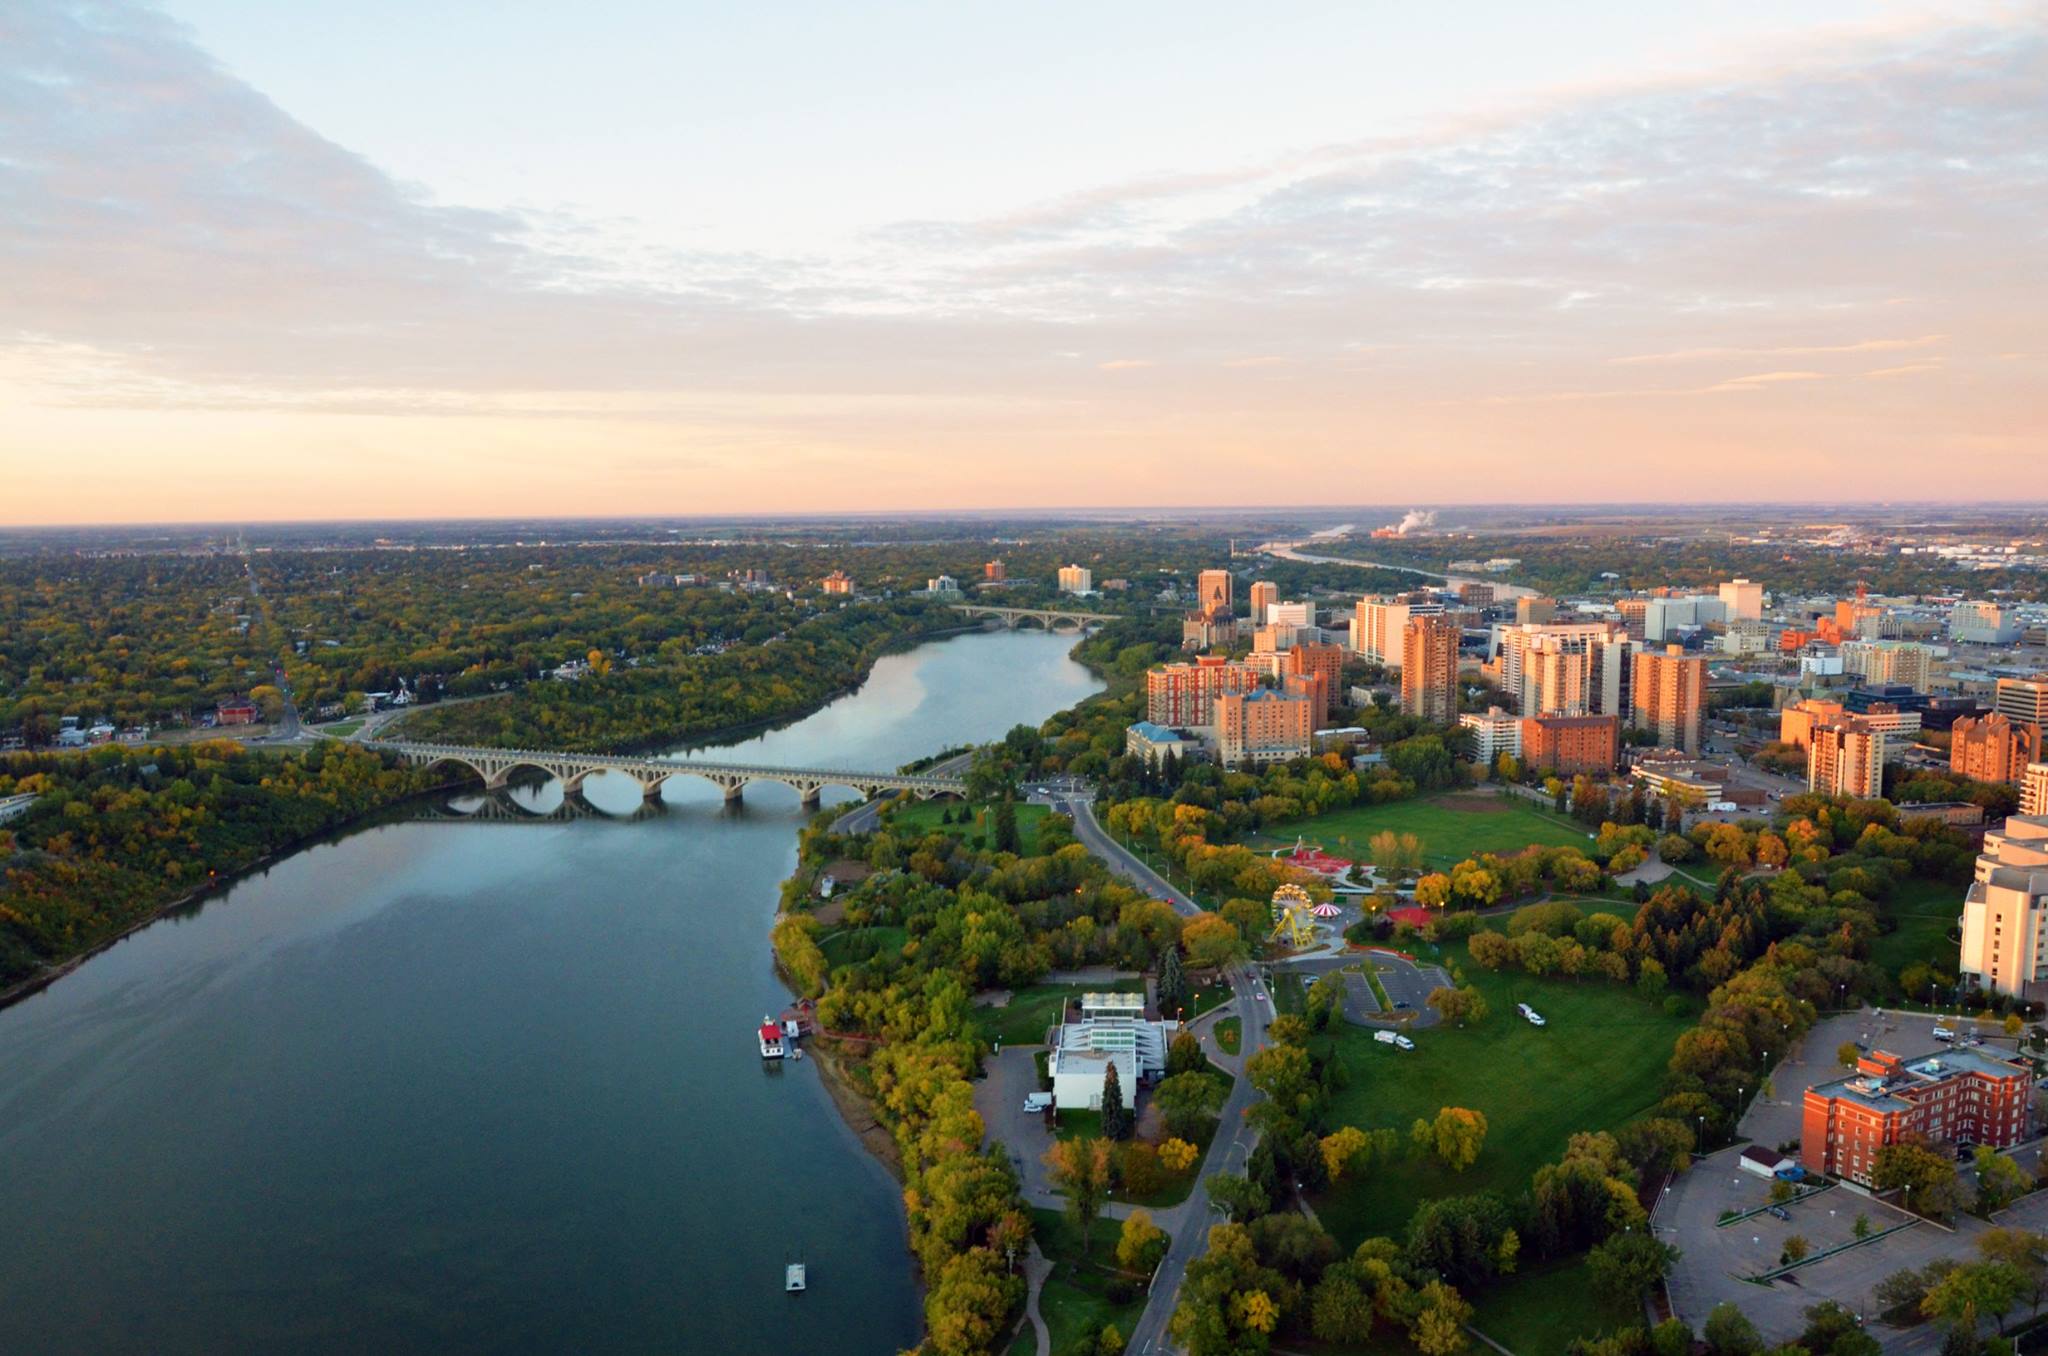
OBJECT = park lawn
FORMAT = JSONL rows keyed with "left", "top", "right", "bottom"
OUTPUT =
{"left": 1214, "top": 1016, "right": 1241, "bottom": 1055}
{"left": 1469, "top": 1256, "right": 1642, "bottom": 1356}
{"left": 818, "top": 924, "right": 908, "bottom": 970}
{"left": 1872, "top": 875, "right": 1965, "bottom": 977}
{"left": 311, "top": 719, "right": 365, "bottom": 738}
{"left": 1312, "top": 953, "right": 1696, "bottom": 1247}
{"left": 889, "top": 799, "right": 1051, "bottom": 855}
{"left": 1029, "top": 1208, "right": 1149, "bottom": 1354}
{"left": 976, "top": 981, "right": 1145, "bottom": 1049}
{"left": 1258, "top": 792, "right": 1593, "bottom": 870}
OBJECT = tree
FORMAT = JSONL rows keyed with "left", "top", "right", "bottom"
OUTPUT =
{"left": 1923, "top": 1259, "right": 2027, "bottom": 1336}
{"left": 1118, "top": 1210, "right": 1169, "bottom": 1272}
{"left": 1976, "top": 1147, "right": 2032, "bottom": 1214}
{"left": 1799, "top": 1300, "right": 1881, "bottom": 1356}
{"left": 1247, "top": 1043, "right": 1315, "bottom": 1118}
{"left": 1977, "top": 1228, "right": 2048, "bottom": 1317}
{"left": 1160, "top": 1138, "right": 1200, "bottom": 1174}
{"left": 1431, "top": 1106, "right": 1489, "bottom": 1171}
{"left": 1427, "top": 984, "right": 1488, "bottom": 1027}
{"left": 1101, "top": 1060, "right": 1131, "bottom": 1142}
{"left": 1783, "top": 1234, "right": 1811, "bottom": 1264}
{"left": 1181, "top": 915, "right": 1244, "bottom": 970}
{"left": 993, "top": 796, "right": 1022, "bottom": 853}
{"left": 1854, "top": 1213, "right": 1872, "bottom": 1240}
{"left": 924, "top": 1246, "right": 1026, "bottom": 1356}
{"left": 1153, "top": 1071, "right": 1226, "bottom": 1140}
{"left": 1837, "top": 1041, "right": 1862, "bottom": 1068}
{"left": 1587, "top": 1231, "right": 1680, "bottom": 1303}
{"left": 1703, "top": 1301, "right": 1762, "bottom": 1356}
{"left": 1875, "top": 1141, "right": 1968, "bottom": 1220}
{"left": 1412, "top": 1280, "right": 1474, "bottom": 1356}
{"left": 1267, "top": 1013, "right": 1312, "bottom": 1048}
{"left": 1044, "top": 1138, "right": 1114, "bottom": 1243}
{"left": 1207, "top": 1172, "right": 1270, "bottom": 1223}
{"left": 1157, "top": 945, "right": 1189, "bottom": 1019}
{"left": 1320, "top": 1126, "right": 1370, "bottom": 1183}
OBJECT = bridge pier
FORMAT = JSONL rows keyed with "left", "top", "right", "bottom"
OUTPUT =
{"left": 637, "top": 774, "right": 666, "bottom": 800}
{"left": 798, "top": 783, "right": 823, "bottom": 810}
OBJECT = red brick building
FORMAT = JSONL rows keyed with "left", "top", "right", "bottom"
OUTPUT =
{"left": 216, "top": 696, "right": 260, "bottom": 726}
{"left": 1144, "top": 657, "right": 1260, "bottom": 728}
{"left": 1519, "top": 713, "right": 1618, "bottom": 776}
{"left": 1800, "top": 1046, "right": 2031, "bottom": 1183}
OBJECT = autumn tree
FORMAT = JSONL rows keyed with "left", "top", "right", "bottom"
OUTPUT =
{"left": 1427, "top": 984, "right": 1488, "bottom": 1027}
{"left": 1117, "top": 1209, "right": 1169, "bottom": 1272}
{"left": 1431, "top": 1106, "right": 1489, "bottom": 1170}
{"left": 1044, "top": 1137, "right": 1114, "bottom": 1242}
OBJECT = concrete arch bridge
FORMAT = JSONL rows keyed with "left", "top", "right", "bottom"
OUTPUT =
{"left": 370, "top": 740, "right": 967, "bottom": 808}
{"left": 950, "top": 604, "right": 1119, "bottom": 632}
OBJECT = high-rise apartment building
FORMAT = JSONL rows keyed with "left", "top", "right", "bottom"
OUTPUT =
{"left": 1459, "top": 706, "right": 1522, "bottom": 765}
{"left": 1287, "top": 643, "right": 1345, "bottom": 724}
{"left": 1960, "top": 816, "right": 2048, "bottom": 997}
{"left": 1197, "top": 569, "right": 1233, "bottom": 620}
{"left": 1808, "top": 721, "right": 1887, "bottom": 799}
{"left": 984, "top": 560, "right": 1006, "bottom": 582}
{"left": 1516, "top": 597, "right": 1557, "bottom": 625}
{"left": 1215, "top": 689, "right": 1313, "bottom": 767}
{"left": 1718, "top": 578, "right": 1764, "bottom": 623}
{"left": 1632, "top": 645, "right": 1706, "bottom": 754}
{"left": 1282, "top": 670, "right": 1332, "bottom": 729}
{"left": 1593, "top": 635, "right": 1635, "bottom": 720}
{"left": 1497, "top": 622, "right": 1619, "bottom": 714}
{"left": 1144, "top": 657, "right": 1260, "bottom": 727}
{"left": 1520, "top": 714, "right": 1619, "bottom": 776}
{"left": 1841, "top": 640, "right": 1935, "bottom": 690}
{"left": 1401, "top": 615, "right": 1459, "bottom": 724}
{"left": 1268, "top": 600, "right": 1314, "bottom": 630}
{"left": 1952, "top": 713, "right": 2040, "bottom": 785}
{"left": 1614, "top": 599, "right": 1649, "bottom": 642}
{"left": 1523, "top": 635, "right": 1594, "bottom": 717}
{"left": 1780, "top": 699, "right": 1848, "bottom": 749}
{"left": 2024, "top": 765, "right": 2048, "bottom": 819}
{"left": 1058, "top": 564, "right": 1093, "bottom": 594}
{"left": 1353, "top": 596, "right": 1418, "bottom": 667}
{"left": 1247, "top": 581, "right": 1279, "bottom": 625}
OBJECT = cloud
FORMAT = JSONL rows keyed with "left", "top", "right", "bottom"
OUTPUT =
{"left": 1610, "top": 336, "right": 1948, "bottom": 365}
{"left": 1863, "top": 361, "right": 1946, "bottom": 378}
{"left": 1097, "top": 359, "right": 1154, "bottom": 371}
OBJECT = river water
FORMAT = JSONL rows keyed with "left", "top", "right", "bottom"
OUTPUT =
{"left": 0, "top": 630, "right": 1102, "bottom": 1355}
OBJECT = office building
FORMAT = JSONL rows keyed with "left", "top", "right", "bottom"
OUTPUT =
{"left": 2024, "top": 765, "right": 2048, "bottom": 818}
{"left": 1049, "top": 992, "right": 1174, "bottom": 1111}
{"left": 1251, "top": 623, "right": 1296, "bottom": 653}
{"left": 1401, "top": 615, "right": 1459, "bottom": 724}
{"left": 1801, "top": 1046, "right": 2030, "bottom": 1183}
{"left": 1144, "top": 657, "right": 1260, "bottom": 727}
{"left": 1952, "top": 713, "right": 2040, "bottom": 785}
{"left": 1215, "top": 689, "right": 1314, "bottom": 767}
{"left": 1197, "top": 569, "right": 1233, "bottom": 620}
{"left": 1182, "top": 613, "right": 1238, "bottom": 652}
{"left": 1644, "top": 596, "right": 1726, "bottom": 642}
{"left": 1354, "top": 596, "right": 1420, "bottom": 667}
{"left": 1951, "top": 601, "right": 2020, "bottom": 645}
{"left": 984, "top": 560, "right": 1006, "bottom": 582}
{"left": 1593, "top": 635, "right": 1635, "bottom": 719}
{"left": 1960, "top": 816, "right": 2048, "bottom": 997}
{"left": 1632, "top": 645, "right": 1706, "bottom": 754}
{"left": 1521, "top": 714, "right": 1619, "bottom": 776}
{"left": 1718, "top": 579, "right": 1764, "bottom": 623}
{"left": 1459, "top": 582, "right": 1495, "bottom": 608}
{"left": 1780, "top": 699, "right": 1847, "bottom": 750}
{"left": 1459, "top": 707, "right": 1522, "bottom": 765}
{"left": 1516, "top": 597, "right": 1557, "bottom": 626}
{"left": 926, "top": 575, "right": 961, "bottom": 595}
{"left": 1247, "top": 581, "right": 1279, "bottom": 624}
{"left": 1995, "top": 677, "right": 2048, "bottom": 731}
{"left": 1057, "top": 564, "right": 1093, "bottom": 595}
{"left": 1267, "top": 600, "right": 1314, "bottom": 631}
{"left": 1808, "top": 721, "right": 1887, "bottom": 799}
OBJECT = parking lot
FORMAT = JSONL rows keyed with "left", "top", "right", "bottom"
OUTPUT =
{"left": 1661, "top": 1150, "right": 1934, "bottom": 1347}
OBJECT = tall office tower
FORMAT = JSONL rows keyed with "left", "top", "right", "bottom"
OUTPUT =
{"left": 1808, "top": 721, "right": 1886, "bottom": 798}
{"left": 1197, "top": 569, "right": 1233, "bottom": 620}
{"left": 1995, "top": 677, "right": 2048, "bottom": 731}
{"left": 1718, "top": 578, "right": 1764, "bottom": 623}
{"left": 1247, "top": 581, "right": 1279, "bottom": 624}
{"left": 1400, "top": 616, "right": 1459, "bottom": 724}
{"left": 1632, "top": 644, "right": 1706, "bottom": 754}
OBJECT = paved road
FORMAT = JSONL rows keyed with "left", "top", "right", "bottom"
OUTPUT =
{"left": 1064, "top": 795, "right": 1268, "bottom": 1356}
{"left": 829, "top": 751, "right": 976, "bottom": 833}
{"left": 239, "top": 549, "right": 304, "bottom": 741}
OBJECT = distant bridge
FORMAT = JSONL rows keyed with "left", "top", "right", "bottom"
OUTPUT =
{"left": 369, "top": 740, "right": 967, "bottom": 808}
{"left": 951, "top": 604, "right": 1120, "bottom": 632}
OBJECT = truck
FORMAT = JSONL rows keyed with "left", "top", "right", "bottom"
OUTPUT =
{"left": 1022, "top": 1092, "right": 1054, "bottom": 1114}
{"left": 1374, "top": 1030, "right": 1415, "bottom": 1051}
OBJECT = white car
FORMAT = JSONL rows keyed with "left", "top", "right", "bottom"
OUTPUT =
{"left": 1373, "top": 1030, "right": 1415, "bottom": 1051}
{"left": 1517, "top": 1002, "right": 1546, "bottom": 1027}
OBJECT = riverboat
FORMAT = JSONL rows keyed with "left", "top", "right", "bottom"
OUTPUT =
{"left": 759, "top": 1018, "right": 786, "bottom": 1059}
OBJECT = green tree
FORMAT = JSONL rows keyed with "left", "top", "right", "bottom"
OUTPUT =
{"left": 1117, "top": 1209, "right": 1169, "bottom": 1272}
{"left": 1100, "top": 1060, "right": 1131, "bottom": 1142}
{"left": 1206, "top": 1172, "right": 1270, "bottom": 1223}
{"left": 1157, "top": 945, "right": 1188, "bottom": 1019}
{"left": 1153, "top": 1071, "right": 1226, "bottom": 1140}
{"left": 1875, "top": 1141, "right": 1968, "bottom": 1220}
{"left": 1431, "top": 1106, "right": 1489, "bottom": 1171}
{"left": 1587, "top": 1231, "right": 1680, "bottom": 1303}
{"left": 1923, "top": 1259, "right": 2026, "bottom": 1336}
{"left": 1976, "top": 1147, "right": 2032, "bottom": 1214}
{"left": 1044, "top": 1138, "right": 1114, "bottom": 1243}
{"left": 1703, "top": 1300, "right": 1762, "bottom": 1356}
{"left": 992, "top": 796, "right": 1022, "bottom": 854}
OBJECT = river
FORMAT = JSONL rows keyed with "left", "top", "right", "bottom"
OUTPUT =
{"left": 0, "top": 629, "right": 1103, "bottom": 1355}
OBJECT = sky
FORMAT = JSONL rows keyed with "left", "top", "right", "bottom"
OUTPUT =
{"left": 1, "top": 0, "right": 2043, "bottom": 525}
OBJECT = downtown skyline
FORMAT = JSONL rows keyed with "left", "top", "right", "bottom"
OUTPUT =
{"left": 2, "top": 0, "right": 2044, "bottom": 524}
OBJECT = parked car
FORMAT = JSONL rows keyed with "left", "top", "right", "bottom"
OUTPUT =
{"left": 1373, "top": 1030, "right": 1416, "bottom": 1051}
{"left": 1022, "top": 1093, "right": 1053, "bottom": 1114}
{"left": 1767, "top": 1206, "right": 1791, "bottom": 1222}
{"left": 1933, "top": 1026, "right": 1956, "bottom": 1042}
{"left": 1517, "top": 1002, "right": 1547, "bottom": 1027}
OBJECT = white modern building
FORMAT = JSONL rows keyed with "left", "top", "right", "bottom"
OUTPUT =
{"left": 1961, "top": 816, "right": 2048, "bottom": 998}
{"left": 1459, "top": 706, "right": 1523, "bottom": 765}
{"left": 1057, "top": 564, "right": 1094, "bottom": 595}
{"left": 1048, "top": 993, "right": 1173, "bottom": 1110}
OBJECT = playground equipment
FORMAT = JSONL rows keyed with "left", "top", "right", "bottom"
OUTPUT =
{"left": 1268, "top": 882, "right": 1320, "bottom": 950}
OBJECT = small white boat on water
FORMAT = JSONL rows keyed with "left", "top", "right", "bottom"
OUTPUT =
{"left": 786, "top": 1263, "right": 807, "bottom": 1292}
{"left": 759, "top": 1018, "right": 787, "bottom": 1059}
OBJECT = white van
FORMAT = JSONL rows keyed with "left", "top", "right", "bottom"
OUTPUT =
{"left": 1375, "top": 1030, "right": 1415, "bottom": 1051}
{"left": 1517, "top": 1003, "right": 1547, "bottom": 1027}
{"left": 1022, "top": 1092, "right": 1054, "bottom": 1114}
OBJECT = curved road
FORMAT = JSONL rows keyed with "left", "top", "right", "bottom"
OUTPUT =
{"left": 1061, "top": 794, "right": 1268, "bottom": 1355}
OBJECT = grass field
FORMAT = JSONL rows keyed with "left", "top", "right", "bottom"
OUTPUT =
{"left": 1026, "top": 1208, "right": 1148, "bottom": 1354}
{"left": 1214, "top": 1016, "right": 1241, "bottom": 1055}
{"left": 1257, "top": 792, "right": 1593, "bottom": 869}
{"left": 973, "top": 980, "right": 1144, "bottom": 1049}
{"left": 1872, "top": 875, "right": 1965, "bottom": 977}
{"left": 818, "top": 924, "right": 908, "bottom": 970}
{"left": 311, "top": 719, "right": 365, "bottom": 738}
{"left": 1470, "top": 1256, "right": 1642, "bottom": 1355}
{"left": 888, "top": 799, "right": 1052, "bottom": 855}
{"left": 1313, "top": 950, "right": 1696, "bottom": 1247}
